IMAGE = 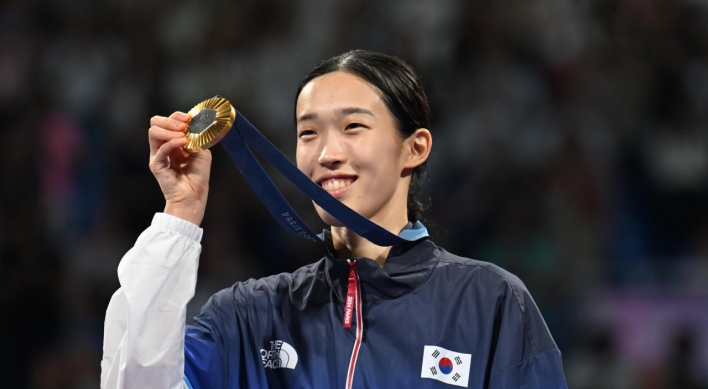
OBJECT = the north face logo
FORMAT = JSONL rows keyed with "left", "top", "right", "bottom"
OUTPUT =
{"left": 260, "top": 340, "right": 298, "bottom": 369}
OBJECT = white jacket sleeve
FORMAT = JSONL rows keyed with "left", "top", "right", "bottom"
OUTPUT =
{"left": 101, "top": 213, "right": 203, "bottom": 389}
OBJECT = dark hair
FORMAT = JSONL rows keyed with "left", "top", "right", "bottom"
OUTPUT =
{"left": 295, "top": 50, "right": 431, "bottom": 222}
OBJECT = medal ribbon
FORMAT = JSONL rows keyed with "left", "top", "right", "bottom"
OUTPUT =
{"left": 219, "top": 112, "right": 428, "bottom": 246}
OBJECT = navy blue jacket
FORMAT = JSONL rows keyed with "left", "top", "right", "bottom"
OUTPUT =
{"left": 183, "top": 229, "right": 568, "bottom": 389}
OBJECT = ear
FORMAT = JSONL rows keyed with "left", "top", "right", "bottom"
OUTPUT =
{"left": 402, "top": 128, "right": 432, "bottom": 170}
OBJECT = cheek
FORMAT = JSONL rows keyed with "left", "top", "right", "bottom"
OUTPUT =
{"left": 296, "top": 146, "right": 313, "bottom": 174}
{"left": 357, "top": 137, "right": 402, "bottom": 179}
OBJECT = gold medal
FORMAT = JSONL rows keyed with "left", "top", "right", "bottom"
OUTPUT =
{"left": 183, "top": 96, "right": 236, "bottom": 152}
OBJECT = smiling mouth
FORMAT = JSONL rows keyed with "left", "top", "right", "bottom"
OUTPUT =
{"left": 319, "top": 177, "right": 356, "bottom": 193}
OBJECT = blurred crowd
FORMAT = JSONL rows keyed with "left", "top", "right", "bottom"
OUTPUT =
{"left": 1, "top": 0, "right": 708, "bottom": 387}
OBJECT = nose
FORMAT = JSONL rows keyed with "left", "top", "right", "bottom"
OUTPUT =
{"left": 317, "top": 132, "right": 346, "bottom": 169}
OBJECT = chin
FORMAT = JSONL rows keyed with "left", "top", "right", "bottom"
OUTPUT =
{"left": 316, "top": 208, "right": 346, "bottom": 227}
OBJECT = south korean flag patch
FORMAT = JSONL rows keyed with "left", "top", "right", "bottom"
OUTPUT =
{"left": 421, "top": 345, "right": 472, "bottom": 387}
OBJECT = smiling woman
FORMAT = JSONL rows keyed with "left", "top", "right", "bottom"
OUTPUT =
{"left": 295, "top": 69, "right": 432, "bottom": 265}
{"left": 101, "top": 50, "right": 568, "bottom": 389}
{"left": 296, "top": 52, "right": 432, "bottom": 224}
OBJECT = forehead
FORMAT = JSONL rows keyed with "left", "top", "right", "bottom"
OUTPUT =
{"left": 296, "top": 72, "right": 385, "bottom": 118}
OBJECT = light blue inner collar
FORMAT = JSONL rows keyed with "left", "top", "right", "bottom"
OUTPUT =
{"left": 317, "top": 221, "right": 429, "bottom": 243}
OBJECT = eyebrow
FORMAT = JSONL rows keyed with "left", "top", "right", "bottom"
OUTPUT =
{"left": 296, "top": 107, "right": 374, "bottom": 123}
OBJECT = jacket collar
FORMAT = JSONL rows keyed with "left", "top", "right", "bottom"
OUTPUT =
{"left": 323, "top": 223, "right": 440, "bottom": 302}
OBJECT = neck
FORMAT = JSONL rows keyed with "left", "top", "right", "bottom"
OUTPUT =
{"left": 331, "top": 215, "right": 408, "bottom": 267}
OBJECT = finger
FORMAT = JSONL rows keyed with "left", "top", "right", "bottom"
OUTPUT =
{"left": 179, "top": 147, "right": 211, "bottom": 168}
{"left": 150, "top": 115, "right": 188, "bottom": 132}
{"left": 168, "top": 143, "right": 191, "bottom": 166}
{"left": 151, "top": 137, "right": 187, "bottom": 172}
{"left": 184, "top": 148, "right": 212, "bottom": 174}
{"left": 149, "top": 126, "right": 185, "bottom": 155}
{"left": 169, "top": 111, "right": 191, "bottom": 121}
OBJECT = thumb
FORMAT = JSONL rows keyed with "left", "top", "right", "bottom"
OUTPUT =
{"left": 152, "top": 138, "right": 188, "bottom": 173}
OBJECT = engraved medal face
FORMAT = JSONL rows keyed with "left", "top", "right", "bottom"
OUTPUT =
{"left": 188, "top": 109, "right": 217, "bottom": 134}
{"left": 183, "top": 96, "right": 236, "bottom": 152}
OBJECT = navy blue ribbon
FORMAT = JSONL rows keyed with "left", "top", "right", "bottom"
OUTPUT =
{"left": 219, "top": 112, "right": 428, "bottom": 246}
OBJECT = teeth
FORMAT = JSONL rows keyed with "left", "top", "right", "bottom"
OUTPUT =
{"left": 322, "top": 179, "right": 353, "bottom": 192}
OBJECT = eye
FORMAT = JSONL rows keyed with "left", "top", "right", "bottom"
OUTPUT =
{"left": 299, "top": 130, "right": 317, "bottom": 138}
{"left": 345, "top": 123, "right": 364, "bottom": 130}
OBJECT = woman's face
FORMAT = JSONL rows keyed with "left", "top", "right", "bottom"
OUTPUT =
{"left": 295, "top": 71, "right": 412, "bottom": 227}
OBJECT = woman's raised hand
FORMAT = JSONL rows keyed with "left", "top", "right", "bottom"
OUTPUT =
{"left": 148, "top": 112, "right": 212, "bottom": 226}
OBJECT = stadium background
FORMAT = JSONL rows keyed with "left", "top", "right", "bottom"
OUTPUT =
{"left": 1, "top": 0, "right": 708, "bottom": 387}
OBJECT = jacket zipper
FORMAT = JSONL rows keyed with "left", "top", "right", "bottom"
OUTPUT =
{"left": 343, "top": 260, "right": 363, "bottom": 389}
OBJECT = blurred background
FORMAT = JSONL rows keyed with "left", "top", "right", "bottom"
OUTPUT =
{"left": 1, "top": 0, "right": 708, "bottom": 387}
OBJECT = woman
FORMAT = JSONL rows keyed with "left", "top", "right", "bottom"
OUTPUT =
{"left": 101, "top": 51, "right": 568, "bottom": 389}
